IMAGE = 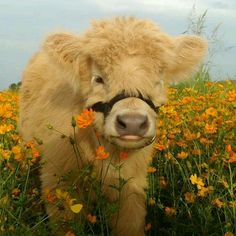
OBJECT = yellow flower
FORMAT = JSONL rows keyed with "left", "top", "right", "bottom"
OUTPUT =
{"left": 0, "top": 195, "right": 9, "bottom": 205}
{"left": 76, "top": 109, "right": 95, "bottom": 128}
{"left": 55, "top": 189, "right": 69, "bottom": 200}
{"left": 70, "top": 203, "right": 83, "bottom": 213}
{"left": 190, "top": 174, "right": 204, "bottom": 189}
{"left": 228, "top": 201, "right": 236, "bottom": 208}
{"left": 164, "top": 152, "right": 173, "bottom": 159}
{"left": 184, "top": 192, "right": 195, "bottom": 203}
{"left": 149, "top": 197, "right": 156, "bottom": 206}
{"left": 95, "top": 146, "right": 109, "bottom": 160}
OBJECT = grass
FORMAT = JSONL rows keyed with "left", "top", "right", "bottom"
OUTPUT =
{"left": 0, "top": 79, "right": 236, "bottom": 236}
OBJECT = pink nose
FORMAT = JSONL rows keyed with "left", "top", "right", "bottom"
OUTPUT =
{"left": 115, "top": 113, "right": 149, "bottom": 137}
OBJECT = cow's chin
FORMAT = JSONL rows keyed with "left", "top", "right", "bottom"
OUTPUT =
{"left": 107, "top": 135, "right": 156, "bottom": 149}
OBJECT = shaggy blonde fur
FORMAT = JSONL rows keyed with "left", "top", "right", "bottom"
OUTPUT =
{"left": 19, "top": 17, "right": 207, "bottom": 236}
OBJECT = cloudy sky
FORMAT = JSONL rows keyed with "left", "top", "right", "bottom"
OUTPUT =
{"left": 0, "top": 0, "right": 235, "bottom": 90}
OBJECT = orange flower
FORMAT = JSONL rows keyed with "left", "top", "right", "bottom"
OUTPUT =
{"left": 12, "top": 188, "right": 21, "bottom": 198}
{"left": 144, "top": 223, "right": 152, "bottom": 231}
{"left": 65, "top": 231, "right": 75, "bottom": 236}
{"left": 165, "top": 207, "right": 176, "bottom": 216}
{"left": 223, "top": 154, "right": 236, "bottom": 163}
{"left": 0, "top": 124, "right": 15, "bottom": 134}
{"left": 205, "top": 107, "right": 217, "bottom": 117}
{"left": 192, "top": 149, "right": 201, "bottom": 155}
{"left": 155, "top": 143, "right": 166, "bottom": 151}
{"left": 177, "top": 151, "right": 188, "bottom": 159}
{"left": 181, "top": 96, "right": 195, "bottom": 104}
{"left": 200, "top": 138, "right": 213, "bottom": 145}
{"left": 205, "top": 123, "right": 217, "bottom": 134}
{"left": 184, "top": 192, "right": 195, "bottom": 203}
{"left": 183, "top": 130, "right": 200, "bottom": 141}
{"left": 87, "top": 214, "right": 97, "bottom": 224}
{"left": 159, "top": 176, "right": 168, "bottom": 188}
{"left": 176, "top": 141, "right": 188, "bottom": 148}
{"left": 32, "top": 149, "right": 40, "bottom": 158}
{"left": 224, "top": 145, "right": 236, "bottom": 163}
{"left": 119, "top": 151, "right": 129, "bottom": 160}
{"left": 12, "top": 145, "right": 23, "bottom": 161}
{"left": 226, "top": 90, "right": 236, "bottom": 102}
{"left": 44, "top": 188, "right": 56, "bottom": 203}
{"left": 212, "top": 198, "right": 224, "bottom": 208}
{"left": 224, "top": 232, "right": 234, "bottom": 236}
{"left": 197, "top": 186, "right": 214, "bottom": 197}
{"left": 76, "top": 109, "right": 95, "bottom": 128}
{"left": 147, "top": 166, "right": 157, "bottom": 173}
{"left": 95, "top": 146, "right": 109, "bottom": 160}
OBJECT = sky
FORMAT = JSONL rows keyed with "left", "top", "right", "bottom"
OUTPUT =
{"left": 0, "top": 0, "right": 235, "bottom": 90}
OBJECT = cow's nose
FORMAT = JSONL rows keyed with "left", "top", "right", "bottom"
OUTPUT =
{"left": 115, "top": 113, "right": 149, "bottom": 137}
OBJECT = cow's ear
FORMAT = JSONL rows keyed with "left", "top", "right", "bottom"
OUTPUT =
{"left": 43, "top": 32, "right": 82, "bottom": 66}
{"left": 43, "top": 33, "right": 91, "bottom": 89}
{"left": 166, "top": 35, "right": 208, "bottom": 83}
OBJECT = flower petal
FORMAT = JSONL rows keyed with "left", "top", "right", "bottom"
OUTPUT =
{"left": 70, "top": 203, "right": 83, "bottom": 213}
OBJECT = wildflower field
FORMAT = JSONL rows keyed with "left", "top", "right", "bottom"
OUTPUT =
{"left": 0, "top": 80, "right": 235, "bottom": 236}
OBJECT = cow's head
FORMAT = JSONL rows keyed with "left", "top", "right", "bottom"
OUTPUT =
{"left": 44, "top": 17, "right": 207, "bottom": 149}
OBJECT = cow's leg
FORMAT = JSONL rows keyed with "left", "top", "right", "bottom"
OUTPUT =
{"left": 110, "top": 185, "right": 146, "bottom": 236}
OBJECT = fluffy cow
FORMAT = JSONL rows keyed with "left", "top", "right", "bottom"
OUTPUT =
{"left": 19, "top": 17, "right": 207, "bottom": 235}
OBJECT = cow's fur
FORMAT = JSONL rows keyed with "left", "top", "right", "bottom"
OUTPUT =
{"left": 19, "top": 17, "right": 207, "bottom": 236}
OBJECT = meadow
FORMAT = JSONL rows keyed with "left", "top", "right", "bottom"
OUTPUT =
{"left": 0, "top": 78, "right": 235, "bottom": 236}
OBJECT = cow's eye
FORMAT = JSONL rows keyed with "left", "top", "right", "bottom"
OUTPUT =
{"left": 92, "top": 75, "right": 104, "bottom": 84}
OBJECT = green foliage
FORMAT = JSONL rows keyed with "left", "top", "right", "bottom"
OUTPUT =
{"left": 1, "top": 79, "right": 236, "bottom": 235}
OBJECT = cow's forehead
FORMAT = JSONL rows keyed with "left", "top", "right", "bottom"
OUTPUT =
{"left": 84, "top": 18, "right": 173, "bottom": 73}
{"left": 91, "top": 56, "right": 160, "bottom": 81}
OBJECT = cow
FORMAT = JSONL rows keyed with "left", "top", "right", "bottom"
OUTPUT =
{"left": 19, "top": 17, "right": 207, "bottom": 236}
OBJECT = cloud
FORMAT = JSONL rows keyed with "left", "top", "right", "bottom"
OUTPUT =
{"left": 0, "top": 0, "right": 235, "bottom": 90}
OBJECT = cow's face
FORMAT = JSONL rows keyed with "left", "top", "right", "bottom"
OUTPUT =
{"left": 85, "top": 57, "right": 167, "bottom": 149}
{"left": 43, "top": 17, "right": 207, "bottom": 149}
